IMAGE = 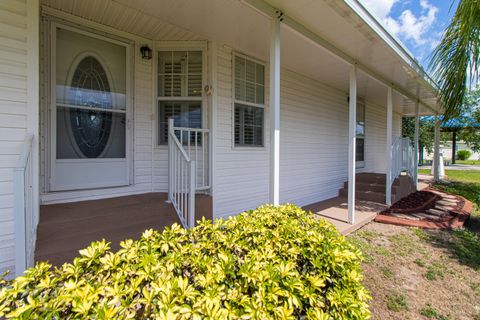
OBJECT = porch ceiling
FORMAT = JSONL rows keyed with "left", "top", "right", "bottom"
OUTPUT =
{"left": 43, "top": 0, "right": 439, "bottom": 116}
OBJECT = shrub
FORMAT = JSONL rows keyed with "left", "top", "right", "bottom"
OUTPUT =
{"left": 457, "top": 150, "right": 472, "bottom": 161}
{"left": 0, "top": 204, "right": 371, "bottom": 319}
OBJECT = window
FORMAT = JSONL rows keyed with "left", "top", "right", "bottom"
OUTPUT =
{"left": 356, "top": 100, "right": 365, "bottom": 162}
{"left": 233, "top": 54, "right": 265, "bottom": 147}
{"left": 157, "top": 50, "right": 203, "bottom": 145}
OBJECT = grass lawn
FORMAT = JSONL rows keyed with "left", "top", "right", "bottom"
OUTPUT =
{"left": 419, "top": 168, "right": 480, "bottom": 185}
{"left": 456, "top": 159, "right": 480, "bottom": 165}
{"left": 350, "top": 169, "right": 480, "bottom": 319}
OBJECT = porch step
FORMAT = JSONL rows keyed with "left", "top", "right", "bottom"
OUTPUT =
{"left": 339, "top": 173, "right": 390, "bottom": 204}
{"left": 343, "top": 181, "right": 399, "bottom": 193}
{"left": 355, "top": 173, "right": 387, "bottom": 184}
{"left": 339, "top": 173, "right": 416, "bottom": 204}
{"left": 338, "top": 188, "right": 386, "bottom": 203}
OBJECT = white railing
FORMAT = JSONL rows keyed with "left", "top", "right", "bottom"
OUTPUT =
{"left": 391, "top": 137, "right": 415, "bottom": 183}
{"left": 14, "top": 134, "right": 37, "bottom": 275}
{"left": 404, "top": 139, "right": 415, "bottom": 179}
{"left": 391, "top": 137, "right": 403, "bottom": 183}
{"left": 168, "top": 119, "right": 210, "bottom": 228}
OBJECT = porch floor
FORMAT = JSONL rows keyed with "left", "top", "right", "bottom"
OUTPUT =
{"left": 304, "top": 197, "right": 387, "bottom": 235}
{"left": 36, "top": 193, "right": 382, "bottom": 267}
{"left": 36, "top": 193, "right": 212, "bottom": 266}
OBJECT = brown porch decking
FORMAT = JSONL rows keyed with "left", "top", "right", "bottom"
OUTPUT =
{"left": 36, "top": 192, "right": 385, "bottom": 267}
{"left": 304, "top": 197, "right": 386, "bottom": 235}
{"left": 36, "top": 193, "right": 212, "bottom": 266}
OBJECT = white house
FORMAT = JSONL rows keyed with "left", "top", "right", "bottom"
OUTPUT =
{"left": 0, "top": 0, "right": 443, "bottom": 276}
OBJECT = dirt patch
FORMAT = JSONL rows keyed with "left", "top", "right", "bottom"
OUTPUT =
{"left": 349, "top": 222, "right": 480, "bottom": 320}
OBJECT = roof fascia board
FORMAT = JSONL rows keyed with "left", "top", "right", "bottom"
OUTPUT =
{"left": 242, "top": 0, "right": 437, "bottom": 114}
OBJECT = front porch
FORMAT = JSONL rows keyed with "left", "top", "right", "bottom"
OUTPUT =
{"left": 36, "top": 189, "right": 384, "bottom": 266}
{"left": 36, "top": 193, "right": 212, "bottom": 266}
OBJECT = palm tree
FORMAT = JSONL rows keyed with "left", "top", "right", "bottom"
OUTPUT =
{"left": 429, "top": 0, "right": 480, "bottom": 120}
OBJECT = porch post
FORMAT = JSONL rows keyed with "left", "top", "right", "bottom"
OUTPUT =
{"left": 269, "top": 15, "right": 281, "bottom": 205}
{"left": 452, "top": 130, "right": 457, "bottom": 164}
{"left": 385, "top": 87, "right": 393, "bottom": 206}
{"left": 414, "top": 100, "right": 420, "bottom": 190}
{"left": 433, "top": 114, "right": 440, "bottom": 182}
{"left": 347, "top": 65, "right": 357, "bottom": 224}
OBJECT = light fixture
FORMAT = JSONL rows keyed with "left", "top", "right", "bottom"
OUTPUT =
{"left": 140, "top": 45, "right": 152, "bottom": 60}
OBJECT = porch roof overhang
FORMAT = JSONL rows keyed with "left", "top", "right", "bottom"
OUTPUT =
{"left": 45, "top": 0, "right": 442, "bottom": 116}
{"left": 244, "top": 0, "right": 442, "bottom": 116}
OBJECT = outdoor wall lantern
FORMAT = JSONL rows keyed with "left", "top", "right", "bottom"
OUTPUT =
{"left": 140, "top": 45, "right": 152, "bottom": 60}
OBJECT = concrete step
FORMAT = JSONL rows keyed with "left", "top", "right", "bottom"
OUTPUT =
{"left": 339, "top": 188, "right": 386, "bottom": 203}
{"left": 355, "top": 173, "right": 386, "bottom": 183}
{"left": 343, "top": 181, "right": 399, "bottom": 193}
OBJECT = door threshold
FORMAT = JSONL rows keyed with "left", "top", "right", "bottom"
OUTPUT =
{"left": 41, "top": 185, "right": 146, "bottom": 205}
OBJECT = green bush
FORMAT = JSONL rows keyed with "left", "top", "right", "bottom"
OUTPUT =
{"left": 0, "top": 204, "right": 370, "bottom": 319}
{"left": 457, "top": 150, "right": 472, "bottom": 161}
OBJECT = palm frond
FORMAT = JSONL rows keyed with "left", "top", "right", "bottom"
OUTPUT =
{"left": 429, "top": 0, "right": 480, "bottom": 120}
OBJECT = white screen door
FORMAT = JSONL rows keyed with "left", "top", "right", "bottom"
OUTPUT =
{"left": 49, "top": 25, "right": 131, "bottom": 191}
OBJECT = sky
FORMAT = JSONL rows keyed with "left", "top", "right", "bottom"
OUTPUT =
{"left": 359, "top": 0, "right": 458, "bottom": 70}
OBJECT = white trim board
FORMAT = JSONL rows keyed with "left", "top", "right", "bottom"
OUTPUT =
{"left": 40, "top": 188, "right": 151, "bottom": 205}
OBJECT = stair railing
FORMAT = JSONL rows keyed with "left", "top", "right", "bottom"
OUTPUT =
{"left": 400, "top": 137, "right": 415, "bottom": 178}
{"left": 391, "top": 137, "right": 415, "bottom": 184}
{"left": 168, "top": 119, "right": 210, "bottom": 228}
{"left": 391, "top": 137, "right": 403, "bottom": 183}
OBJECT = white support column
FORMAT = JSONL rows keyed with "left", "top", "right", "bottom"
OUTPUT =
{"left": 347, "top": 65, "right": 357, "bottom": 224}
{"left": 208, "top": 40, "right": 218, "bottom": 213}
{"left": 26, "top": 0, "right": 40, "bottom": 269}
{"left": 269, "top": 16, "right": 281, "bottom": 205}
{"left": 413, "top": 100, "right": 420, "bottom": 190}
{"left": 433, "top": 114, "right": 440, "bottom": 182}
{"left": 385, "top": 87, "right": 393, "bottom": 206}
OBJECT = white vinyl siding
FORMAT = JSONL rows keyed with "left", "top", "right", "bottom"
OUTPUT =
{"left": 0, "top": 0, "right": 29, "bottom": 275}
{"left": 360, "top": 102, "right": 403, "bottom": 174}
{"left": 279, "top": 70, "right": 349, "bottom": 206}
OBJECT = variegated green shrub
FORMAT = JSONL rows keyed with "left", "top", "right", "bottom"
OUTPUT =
{"left": 0, "top": 204, "right": 370, "bottom": 319}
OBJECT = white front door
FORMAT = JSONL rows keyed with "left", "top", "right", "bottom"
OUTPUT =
{"left": 49, "top": 24, "right": 132, "bottom": 191}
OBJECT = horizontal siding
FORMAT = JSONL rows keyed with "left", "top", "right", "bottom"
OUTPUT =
{"left": 361, "top": 103, "right": 403, "bottom": 174}
{"left": 362, "top": 102, "right": 387, "bottom": 173}
{"left": 0, "top": 0, "right": 28, "bottom": 275}
{"left": 131, "top": 44, "right": 154, "bottom": 194}
{"left": 213, "top": 50, "right": 405, "bottom": 218}
{"left": 279, "top": 70, "right": 348, "bottom": 206}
